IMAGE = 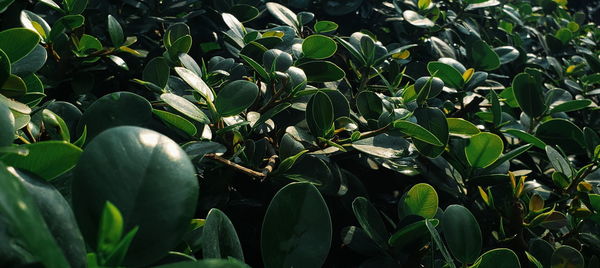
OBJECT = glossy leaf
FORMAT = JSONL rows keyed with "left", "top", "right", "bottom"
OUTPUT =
{"left": 352, "top": 197, "right": 389, "bottom": 249}
{"left": 0, "top": 141, "right": 82, "bottom": 180}
{"left": 161, "top": 93, "right": 210, "bottom": 124}
{"left": 261, "top": 182, "right": 331, "bottom": 268}
{"left": 442, "top": 205, "right": 482, "bottom": 264}
{"left": 72, "top": 126, "right": 199, "bottom": 266}
{"left": 202, "top": 209, "right": 244, "bottom": 261}
{"left": 302, "top": 35, "right": 337, "bottom": 59}
{"left": 398, "top": 183, "right": 438, "bottom": 219}
{"left": 465, "top": 132, "right": 504, "bottom": 168}
{"left": 297, "top": 61, "right": 345, "bottom": 82}
{"left": 0, "top": 163, "right": 70, "bottom": 268}
{"left": 0, "top": 28, "right": 40, "bottom": 62}
{"left": 512, "top": 73, "right": 546, "bottom": 118}
{"left": 215, "top": 80, "right": 259, "bottom": 117}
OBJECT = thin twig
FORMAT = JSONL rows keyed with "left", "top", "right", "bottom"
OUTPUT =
{"left": 261, "top": 155, "right": 279, "bottom": 178}
{"left": 205, "top": 153, "right": 266, "bottom": 179}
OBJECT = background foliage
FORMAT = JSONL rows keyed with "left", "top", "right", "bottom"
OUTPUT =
{"left": 1, "top": 0, "right": 600, "bottom": 267}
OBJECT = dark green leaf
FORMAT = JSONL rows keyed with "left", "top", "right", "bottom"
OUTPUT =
{"left": 442, "top": 205, "right": 482, "bottom": 264}
{"left": 352, "top": 197, "right": 389, "bottom": 249}
{"left": 512, "top": 73, "right": 546, "bottom": 118}
{"left": 297, "top": 61, "right": 345, "bottom": 82}
{"left": 215, "top": 80, "right": 259, "bottom": 117}
{"left": 261, "top": 182, "right": 331, "bottom": 268}
{"left": 0, "top": 28, "right": 40, "bottom": 62}
{"left": 202, "top": 209, "right": 244, "bottom": 261}
{"left": 72, "top": 126, "right": 198, "bottom": 266}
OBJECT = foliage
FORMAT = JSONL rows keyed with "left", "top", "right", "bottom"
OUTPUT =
{"left": 1, "top": 0, "right": 600, "bottom": 267}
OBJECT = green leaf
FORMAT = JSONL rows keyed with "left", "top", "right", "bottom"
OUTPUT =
{"left": 1, "top": 74, "right": 27, "bottom": 98}
{"left": 314, "top": 21, "right": 338, "bottom": 33}
{"left": 306, "top": 91, "right": 334, "bottom": 138}
{"left": 0, "top": 0, "right": 15, "bottom": 13}
{"left": 0, "top": 101, "right": 15, "bottom": 146}
{"left": 356, "top": 91, "right": 383, "bottom": 120}
{"left": 168, "top": 35, "right": 193, "bottom": 60}
{"left": 222, "top": 13, "right": 246, "bottom": 40}
{"left": 297, "top": 60, "right": 345, "bottom": 82}
{"left": 302, "top": 35, "right": 337, "bottom": 59}
{"left": 0, "top": 162, "right": 70, "bottom": 268}
{"left": 512, "top": 73, "right": 546, "bottom": 118}
{"left": 504, "top": 129, "right": 547, "bottom": 149}
{"left": 107, "top": 15, "right": 124, "bottom": 47}
{"left": 229, "top": 4, "right": 260, "bottom": 23}
{"left": 252, "top": 102, "right": 291, "bottom": 131}
{"left": 551, "top": 246, "right": 584, "bottom": 268}
{"left": 72, "top": 126, "right": 199, "bottom": 266}
{"left": 143, "top": 57, "right": 169, "bottom": 89}
{"left": 175, "top": 66, "right": 215, "bottom": 102}
{"left": 398, "top": 183, "right": 438, "bottom": 219}
{"left": 389, "top": 219, "right": 438, "bottom": 249}
{"left": 77, "top": 91, "right": 156, "bottom": 141}
{"left": 42, "top": 108, "right": 71, "bottom": 141}
{"left": 352, "top": 197, "right": 390, "bottom": 249}
{"left": 97, "top": 201, "right": 124, "bottom": 256}
{"left": 15, "top": 169, "right": 88, "bottom": 267}
{"left": 549, "top": 99, "right": 591, "bottom": 114}
{"left": 262, "top": 49, "right": 292, "bottom": 72}
{"left": 413, "top": 107, "right": 449, "bottom": 158}
{"left": 485, "top": 144, "right": 533, "bottom": 171}
{"left": 215, "top": 80, "right": 259, "bottom": 117}
{"left": 447, "top": 118, "right": 480, "bottom": 137}
{"left": 468, "top": 40, "right": 500, "bottom": 71}
{"left": 352, "top": 134, "right": 410, "bottom": 159}
{"left": 48, "top": 14, "right": 84, "bottom": 42}
{"left": 20, "top": 10, "right": 51, "bottom": 40}
{"left": 160, "top": 93, "right": 210, "bottom": 124}
{"left": 393, "top": 120, "right": 443, "bottom": 146}
{"left": 535, "top": 119, "right": 585, "bottom": 154}
{"left": 153, "top": 109, "right": 197, "bottom": 136}
{"left": 11, "top": 44, "right": 47, "bottom": 76}
{"left": 442, "top": 205, "right": 482, "bottom": 264}
{"left": 202, "top": 208, "right": 244, "bottom": 261}
{"left": 240, "top": 54, "right": 269, "bottom": 81}
{"left": 0, "top": 141, "right": 82, "bottom": 180}
{"left": 545, "top": 145, "right": 572, "bottom": 178}
{"left": 403, "top": 10, "right": 434, "bottom": 28}
{"left": 265, "top": 2, "right": 299, "bottom": 31}
{"left": 470, "top": 248, "right": 521, "bottom": 268}
{"left": 64, "top": 0, "right": 87, "bottom": 14}
{"left": 0, "top": 28, "right": 40, "bottom": 62}
{"left": 427, "top": 61, "right": 465, "bottom": 89}
{"left": 426, "top": 220, "right": 456, "bottom": 268}
{"left": 261, "top": 182, "right": 331, "bottom": 268}
{"left": 465, "top": 132, "right": 504, "bottom": 168}
{"left": 494, "top": 46, "right": 520, "bottom": 64}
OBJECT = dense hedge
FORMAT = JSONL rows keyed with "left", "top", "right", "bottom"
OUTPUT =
{"left": 1, "top": 0, "right": 600, "bottom": 267}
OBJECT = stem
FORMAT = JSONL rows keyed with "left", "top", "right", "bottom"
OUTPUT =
{"left": 205, "top": 154, "right": 266, "bottom": 179}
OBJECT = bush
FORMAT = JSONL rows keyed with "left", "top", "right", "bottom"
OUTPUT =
{"left": 1, "top": 0, "right": 600, "bottom": 267}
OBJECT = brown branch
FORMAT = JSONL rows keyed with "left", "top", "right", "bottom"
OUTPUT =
{"left": 261, "top": 155, "right": 279, "bottom": 178}
{"left": 205, "top": 154, "right": 266, "bottom": 179}
{"left": 204, "top": 154, "right": 280, "bottom": 180}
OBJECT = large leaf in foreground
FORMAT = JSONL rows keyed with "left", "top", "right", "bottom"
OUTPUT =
{"left": 0, "top": 163, "right": 69, "bottom": 268}
{"left": 72, "top": 126, "right": 198, "bottom": 266}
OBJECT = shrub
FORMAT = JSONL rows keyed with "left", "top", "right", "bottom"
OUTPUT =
{"left": 1, "top": 0, "right": 600, "bottom": 267}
